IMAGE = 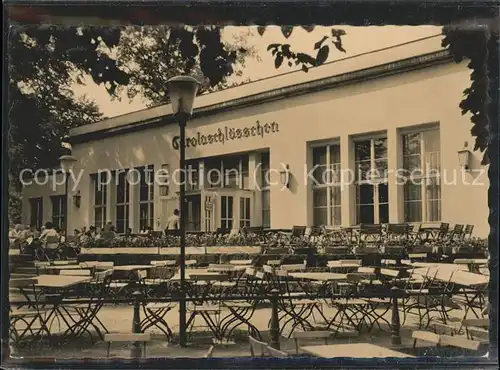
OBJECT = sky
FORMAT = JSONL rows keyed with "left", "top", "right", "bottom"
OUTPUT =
{"left": 73, "top": 25, "right": 443, "bottom": 118}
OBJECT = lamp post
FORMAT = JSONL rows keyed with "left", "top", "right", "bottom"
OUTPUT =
{"left": 167, "top": 76, "right": 201, "bottom": 347}
{"left": 59, "top": 155, "right": 77, "bottom": 239}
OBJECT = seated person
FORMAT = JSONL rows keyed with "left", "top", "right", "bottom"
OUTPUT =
{"left": 39, "top": 222, "right": 60, "bottom": 245}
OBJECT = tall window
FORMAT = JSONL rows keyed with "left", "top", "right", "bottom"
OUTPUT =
{"left": 51, "top": 195, "right": 67, "bottom": 231}
{"left": 220, "top": 196, "right": 233, "bottom": 230}
{"left": 354, "top": 137, "right": 389, "bottom": 224}
{"left": 138, "top": 166, "right": 154, "bottom": 230}
{"left": 92, "top": 173, "right": 107, "bottom": 229}
{"left": 29, "top": 197, "right": 43, "bottom": 230}
{"left": 312, "top": 144, "right": 342, "bottom": 226}
{"left": 116, "top": 170, "right": 130, "bottom": 234}
{"left": 204, "top": 155, "right": 249, "bottom": 189}
{"left": 261, "top": 152, "right": 271, "bottom": 228}
{"left": 240, "top": 197, "right": 251, "bottom": 228}
{"left": 402, "top": 129, "right": 441, "bottom": 222}
{"left": 186, "top": 161, "right": 199, "bottom": 192}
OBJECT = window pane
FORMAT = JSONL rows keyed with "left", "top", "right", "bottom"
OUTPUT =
{"left": 227, "top": 197, "right": 233, "bottom": 218}
{"left": 358, "top": 205, "right": 374, "bottom": 224}
{"left": 403, "top": 155, "right": 421, "bottom": 172}
{"left": 355, "top": 140, "right": 371, "bottom": 162}
{"left": 313, "top": 165, "right": 328, "bottom": 185}
{"left": 331, "top": 206, "right": 342, "bottom": 226}
{"left": 404, "top": 201, "right": 422, "bottom": 222}
{"left": 403, "top": 133, "right": 421, "bottom": 156}
{"left": 427, "top": 200, "right": 441, "bottom": 221}
{"left": 356, "top": 161, "right": 371, "bottom": 182}
{"left": 374, "top": 159, "right": 388, "bottom": 179}
{"left": 313, "top": 188, "right": 328, "bottom": 207}
{"left": 330, "top": 186, "right": 341, "bottom": 206}
{"left": 313, "top": 208, "right": 328, "bottom": 226}
{"left": 312, "top": 147, "right": 327, "bottom": 166}
{"left": 378, "top": 183, "right": 389, "bottom": 204}
{"left": 329, "top": 145, "right": 340, "bottom": 164}
{"left": 95, "top": 207, "right": 103, "bottom": 226}
{"left": 404, "top": 183, "right": 422, "bottom": 201}
{"left": 426, "top": 178, "right": 441, "bottom": 200}
{"left": 245, "top": 198, "right": 250, "bottom": 220}
{"left": 357, "top": 184, "right": 374, "bottom": 205}
{"left": 374, "top": 138, "right": 387, "bottom": 159}
{"left": 221, "top": 196, "right": 227, "bottom": 218}
{"left": 379, "top": 204, "right": 389, "bottom": 224}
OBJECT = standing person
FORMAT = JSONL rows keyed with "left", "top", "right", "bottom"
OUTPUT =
{"left": 165, "top": 209, "right": 180, "bottom": 236}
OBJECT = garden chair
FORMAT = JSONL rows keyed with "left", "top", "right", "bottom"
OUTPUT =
{"left": 248, "top": 335, "right": 267, "bottom": 357}
{"left": 9, "top": 278, "right": 52, "bottom": 344}
{"left": 61, "top": 269, "right": 113, "bottom": 343}
{"left": 136, "top": 268, "right": 174, "bottom": 340}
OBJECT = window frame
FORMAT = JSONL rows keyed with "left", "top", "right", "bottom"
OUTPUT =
{"left": 311, "top": 142, "right": 342, "bottom": 226}
{"left": 402, "top": 128, "right": 441, "bottom": 223}
{"left": 51, "top": 195, "right": 67, "bottom": 232}
{"left": 115, "top": 169, "right": 130, "bottom": 234}
{"left": 220, "top": 195, "right": 234, "bottom": 230}
{"left": 239, "top": 197, "right": 251, "bottom": 228}
{"left": 29, "top": 197, "right": 43, "bottom": 230}
{"left": 260, "top": 152, "right": 271, "bottom": 228}
{"left": 353, "top": 136, "right": 389, "bottom": 225}
{"left": 138, "top": 165, "right": 155, "bottom": 231}
{"left": 91, "top": 173, "right": 107, "bottom": 229}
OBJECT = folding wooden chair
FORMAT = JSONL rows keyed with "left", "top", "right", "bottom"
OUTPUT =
{"left": 265, "top": 345, "right": 288, "bottom": 357}
{"left": 249, "top": 335, "right": 267, "bottom": 357}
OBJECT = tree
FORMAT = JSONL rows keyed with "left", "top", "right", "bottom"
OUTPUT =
{"left": 7, "top": 25, "right": 255, "bottom": 222}
{"left": 114, "top": 26, "right": 258, "bottom": 106}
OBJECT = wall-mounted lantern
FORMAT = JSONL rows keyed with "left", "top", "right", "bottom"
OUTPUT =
{"left": 280, "top": 164, "right": 291, "bottom": 188}
{"left": 72, "top": 190, "right": 81, "bottom": 208}
{"left": 458, "top": 147, "right": 472, "bottom": 171}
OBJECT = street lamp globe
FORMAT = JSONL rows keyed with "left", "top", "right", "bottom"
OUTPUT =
{"left": 59, "top": 155, "right": 77, "bottom": 174}
{"left": 166, "top": 76, "right": 201, "bottom": 122}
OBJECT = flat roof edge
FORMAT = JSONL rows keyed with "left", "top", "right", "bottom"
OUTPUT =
{"left": 68, "top": 49, "right": 452, "bottom": 145}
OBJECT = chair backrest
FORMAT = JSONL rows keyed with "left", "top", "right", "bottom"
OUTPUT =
{"left": 150, "top": 231, "right": 163, "bottom": 238}
{"left": 265, "top": 345, "right": 288, "bottom": 357}
{"left": 452, "top": 224, "right": 464, "bottom": 234}
{"left": 189, "top": 273, "right": 229, "bottom": 282}
{"left": 244, "top": 226, "right": 264, "bottom": 235}
{"left": 439, "top": 334, "right": 482, "bottom": 351}
{"left": 308, "top": 226, "right": 323, "bottom": 237}
{"left": 359, "top": 224, "right": 382, "bottom": 234}
{"left": 462, "top": 318, "right": 489, "bottom": 329}
{"left": 386, "top": 223, "right": 409, "bottom": 235}
{"left": 412, "top": 331, "right": 440, "bottom": 347}
{"left": 464, "top": 224, "right": 474, "bottom": 238}
{"left": 151, "top": 260, "right": 176, "bottom": 266}
{"left": 60, "top": 269, "right": 91, "bottom": 276}
{"left": 380, "top": 268, "right": 401, "bottom": 278}
{"left": 45, "top": 236, "right": 60, "bottom": 244}
{"left": 10, "top": 278, "right": 38, "bottom": 288}
{"left": 291, "top": 226, "right": 306, "bottom": 238}
{"left": 280, "top": 263, "right": 306, "bottom": 272}
{"left": 249, "top": 335, "right": 267, "bottom": 357}
{"left": 262, "top": 265, "right": 275, "bottom": 274}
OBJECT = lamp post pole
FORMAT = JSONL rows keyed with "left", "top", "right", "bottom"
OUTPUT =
{"left": 166, "top": 75, "right": 200, "bottom": 348}
{"left": 178, "top": 118, "right": 187, "bottom": 347}
{"left": 64, "top": 171, "right": 69, "bottom": 238}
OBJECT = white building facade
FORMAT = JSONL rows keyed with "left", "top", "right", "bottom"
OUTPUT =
{"left": 21, "top": 38, "right": 490, "bottom": 237}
